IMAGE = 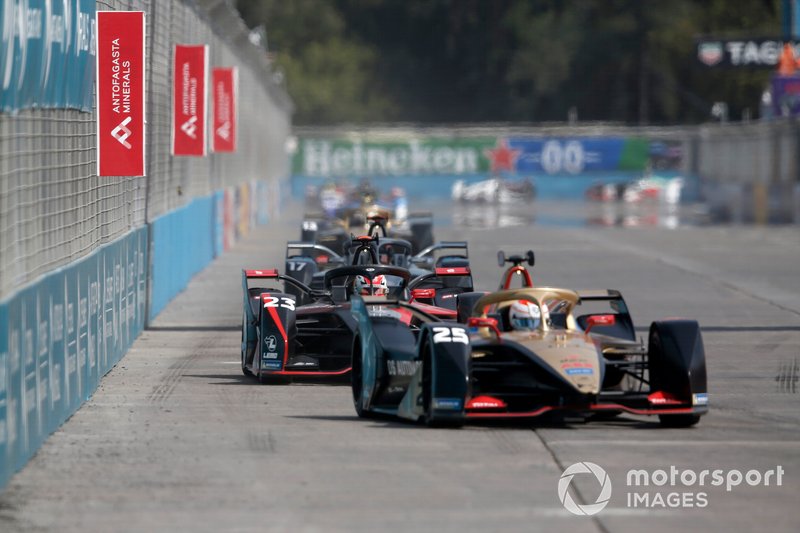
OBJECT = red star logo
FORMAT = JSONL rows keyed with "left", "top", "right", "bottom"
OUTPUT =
{"left": 484, "top": 139, "right": 521, "bottom": 174}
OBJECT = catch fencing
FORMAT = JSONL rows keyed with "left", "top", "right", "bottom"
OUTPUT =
{"left": 0, "top": 0, "right": 292, "bottom": 302}
{"left": 0, "top": 0, "right": 291, "bottom": 489}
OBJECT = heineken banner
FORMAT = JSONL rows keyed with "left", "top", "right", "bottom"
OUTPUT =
{"left": 293, "top": 137, "right": 650, "bottom": 177}
{"left": 172, "top": 44, "right": 209, "bottom": 156}
{"left": 96, "top": 11, "right": 145, "bottom": 177}
{"left": 212, "top": 67, "right": 237, "bottom": 153}
{"left": 0, "top": 0, "right": 97, "bottom": 112}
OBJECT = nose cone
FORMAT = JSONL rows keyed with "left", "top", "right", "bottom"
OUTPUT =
{"left": 544, "top": 335, "right": 602, "bottom": 395}
{"left": 559, "top": 354, "right": 601, "bottom": 394}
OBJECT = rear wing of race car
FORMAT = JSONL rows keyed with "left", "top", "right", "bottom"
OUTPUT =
{"left": 411, "top": 241, "right": 469, "bottom": 270}
{"left": 285, "top": 241, "right": 344, "bottom": 262}
{"left": 241, "top": 269, "right": 318, "bottom": 324}
{"left": 574, "top": 289, "right": 636, "bottom": 341}
{"left": 408, "top": 264, "right": 474, "bottom": 303}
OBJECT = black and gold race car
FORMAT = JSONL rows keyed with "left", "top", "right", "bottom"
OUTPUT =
{"left": 349, "top": 256, "right": 708, "bottom": 427}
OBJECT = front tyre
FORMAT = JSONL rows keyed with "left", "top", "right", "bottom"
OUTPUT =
{"left": 241, "top": 315, "right": 253, "bottom": 377}
{"left": 351, "top": 336, "right": 375, "bottom": 419}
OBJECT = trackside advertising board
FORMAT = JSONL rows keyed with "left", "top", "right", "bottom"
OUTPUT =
{"left": 0, "top": 0, "right": 96, "bottom": 112}
{"left": 212, "top": 67, "right": 238, "bottom": 153}
{"left": 290, "top": 136, "right": 690, "bottom": 199}
{"left": 172, "top": 45, "right": 209, "bottom": 156}
{"left": 96, "top": 11, "right": 145, "bottom": 177}
{"left": 292, "top": 137, "right": 651, "bottom": 177}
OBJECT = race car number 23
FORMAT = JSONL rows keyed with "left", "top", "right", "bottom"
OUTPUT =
{"left": 263, "top": 296, "right": 296, "bottom": 311}
{"left": 432, "top": 327, "right": 468, "bottom": 344}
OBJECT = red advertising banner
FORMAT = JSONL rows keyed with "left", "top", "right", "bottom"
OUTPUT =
{"left": 212, "top": 67, "right": 238, "bottom": 153}
{"left": 96, "top": 11, "right": 146, "bottom": 177}
{"left": 172, "top": 45, "right": 209, "bottom": 156}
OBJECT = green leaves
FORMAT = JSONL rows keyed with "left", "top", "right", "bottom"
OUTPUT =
{"left": 236, "top": 0, "right": 781, "bottom": 124}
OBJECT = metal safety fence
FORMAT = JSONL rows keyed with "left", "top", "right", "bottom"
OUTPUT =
{"left": 0, "top": 0, "right": 291, "bottom": 490}
{"left": 0, "top": 0, "right": 292, "bottom": 302}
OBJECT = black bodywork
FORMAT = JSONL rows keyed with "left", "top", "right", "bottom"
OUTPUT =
{"left": 349, "top": 255, "right": 709, "bottom": 427}
{"left": 284, "top": 236, "right": 474, "bottom": 311}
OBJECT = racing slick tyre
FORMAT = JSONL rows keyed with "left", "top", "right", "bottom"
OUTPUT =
{"left": 647, "top": 320, "right": 707, "bottom": 428}
{"left": 241, "top": 315, "right": 253, "bottom": 377}
{"left": 351, "top": 336, "right": 377, "bottom": 419}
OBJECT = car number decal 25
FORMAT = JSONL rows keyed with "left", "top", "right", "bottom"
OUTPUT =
{"left": 432, "top": 326, "right": 468, "bottom": 344}
{"left": 263, "top": 296, "right": 296, "bottom": 311}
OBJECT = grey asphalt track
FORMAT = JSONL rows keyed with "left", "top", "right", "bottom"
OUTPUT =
{"left": 1, "top": 202, "right": 799, "bottom": 533}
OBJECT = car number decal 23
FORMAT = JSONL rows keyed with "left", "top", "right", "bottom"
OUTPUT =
{"left": 263, "top": 296, "right": 296, "bottom": 311}
{"left": 432, "top": 326, "right": 468, "bottom": 344}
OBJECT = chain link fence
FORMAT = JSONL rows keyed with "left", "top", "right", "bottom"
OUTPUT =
{"left": 0, "top": 0, "right": 292, "bottom": 302}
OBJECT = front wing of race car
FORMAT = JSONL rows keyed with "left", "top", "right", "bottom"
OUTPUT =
{"left": 463, "top": 320, "right": 708, "bottom": 425}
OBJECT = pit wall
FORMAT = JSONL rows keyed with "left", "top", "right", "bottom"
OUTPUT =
{"left": 0, "top": 180, "right": 282, "bottom": 489}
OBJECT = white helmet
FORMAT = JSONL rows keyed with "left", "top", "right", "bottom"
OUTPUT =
{"left": 355, "top": 274, "right": 388, "bottom": 296}
{"left": 509, "top": 300, "right": 543, "bottom": 330}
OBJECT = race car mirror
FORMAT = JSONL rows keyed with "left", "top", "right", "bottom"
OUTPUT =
{"left": 467, "top": 316, "right": 501, "bottom": 338}
{"left": 498, "top": 250, "right": 535, "bottom": 266}
{"left": 525, "top": 250, "right": 535, "bottom": 266}
{"left": 584, "top": 314, "right": 616, "bottom": 334}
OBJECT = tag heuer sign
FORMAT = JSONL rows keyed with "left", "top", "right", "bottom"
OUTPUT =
{"left": 696, "top": 37, "right": 800, "bottom": 68}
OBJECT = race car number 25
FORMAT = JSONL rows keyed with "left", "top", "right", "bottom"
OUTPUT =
{"left": 432, "top": 327, "right": 468, "bottom": 344}
{"left": 263, "top": 296, "right": 296, "bottom": 311}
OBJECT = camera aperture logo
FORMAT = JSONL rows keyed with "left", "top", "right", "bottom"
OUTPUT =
{"left": 558, "top": 463, "right": 785, "bottom": 515}
{"left": 558, "top": 462, "right": 612, "bottom": 516}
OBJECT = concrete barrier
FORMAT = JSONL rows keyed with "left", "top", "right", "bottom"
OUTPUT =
{"left": 149, "top": 197, "right": 216, "bottom": 322}
{"left": 1, "top": 180, "right": 283, "bottom": 489}
{"left": 0, "top": 227, "right": 148, "bottom": 488}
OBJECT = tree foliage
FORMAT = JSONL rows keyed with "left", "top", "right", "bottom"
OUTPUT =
{"left": 236, "top": 0, "right": 781, "bottom": 124}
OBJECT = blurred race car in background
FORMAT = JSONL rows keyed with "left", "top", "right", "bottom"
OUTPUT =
{"left": 301, "top": 181, "right": 434, "bottom": 254}
{"left": 451, "top": 177, "right": 536, "bottom": 204}
{"left": 585, "top": 175, "right": 684, "bottom": 204}
{"left": 283, "top": 235, "right": 474, "bottom": 311}
{"left": 349, "top": 250, "right": 708, "bottom": 427}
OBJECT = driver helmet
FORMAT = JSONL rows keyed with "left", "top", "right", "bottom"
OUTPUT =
{"left": 509, "top": 300, "right": 546, "bottom": 330}
{"left": 355, "top": 274, "right": 389, "bottom": 296}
